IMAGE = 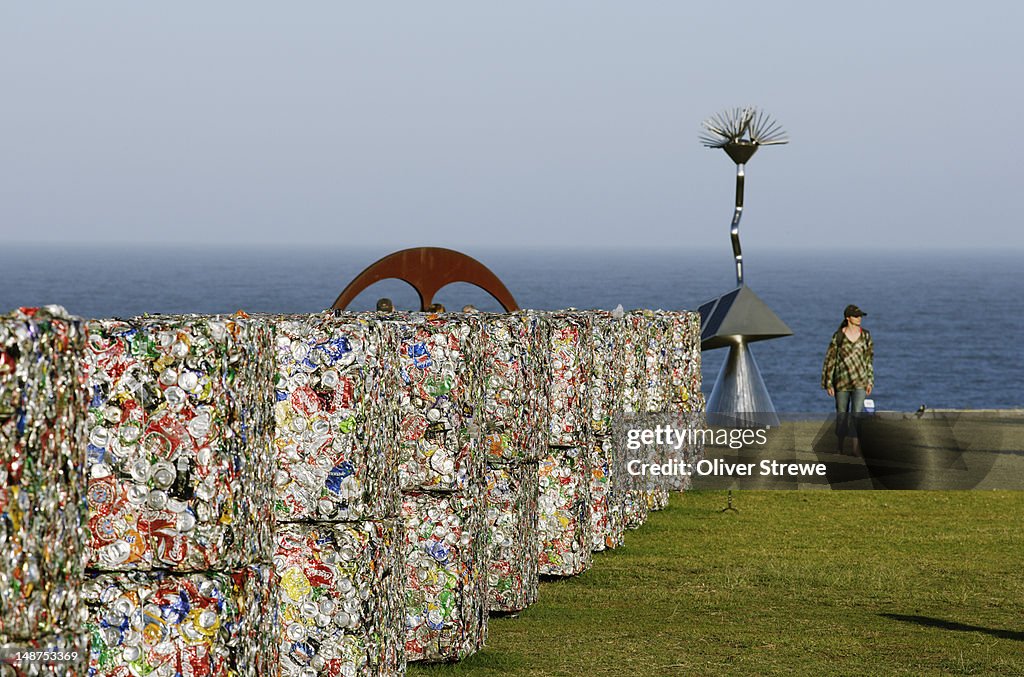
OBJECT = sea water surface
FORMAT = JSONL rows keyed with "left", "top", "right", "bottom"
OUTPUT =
{"left": 2, "top": 245, "right": 1020, "bottom": 413}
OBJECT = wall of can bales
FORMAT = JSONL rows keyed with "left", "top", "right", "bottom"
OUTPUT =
{"left": 1, "top": 306, "right": 702, "bottom": 677}
{"left": 82, "top": 314, "right": 280, "bottom": 677}
{"left": 1, "top": 307, "right": 91, "bottom": 676}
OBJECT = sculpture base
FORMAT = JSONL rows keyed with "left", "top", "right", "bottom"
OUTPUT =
{"left": 706, "top": 339, "right": 780, "bottom": 428}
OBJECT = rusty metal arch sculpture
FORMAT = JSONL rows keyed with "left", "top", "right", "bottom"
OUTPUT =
{"left": 331, "top": 247, "right": 519, "bottom": 312}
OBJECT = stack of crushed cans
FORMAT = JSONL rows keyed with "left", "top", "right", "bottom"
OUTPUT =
{"left": 82, "top": 314, "right": 279, "bottom": 677}
{"left": 637, "top": 310, "right": 671, "bottom": 511}
{"left": 389, "top": 313, "right": 489, "bottom": 663}
{"left": 481, "top": 313, "right": 547, "bottom": 612}
{"left": 618, "top": 311, "right": 652, "bottom": 530}
{"left": 662, "top": 310, "right": 706, "bottom": 486}
{"left": 588, "top": 311, "right": 625, "bottom": 551}
{"left": 539, "top": 311, "right": 593, "bottom": 577}
{"left": 0, "top": 301, "right": 704, "bottom": 675}
{"left": 270, "top": 313, "right": 405, "bottom": 676}
{"left": 1, "top": 307, "right": 90, "bottom": 676}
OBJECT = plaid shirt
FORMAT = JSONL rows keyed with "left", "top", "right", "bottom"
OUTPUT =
{"left": 821, "top": 328, "right": 873, "bottom": 391}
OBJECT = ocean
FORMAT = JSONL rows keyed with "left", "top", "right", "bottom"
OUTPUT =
{"left": 2, "top": 244, "right": 1020, "bottom": 413}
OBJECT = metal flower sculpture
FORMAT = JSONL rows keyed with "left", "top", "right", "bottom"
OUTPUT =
{"left": 697, "top": 107, "right": 791, "bottom": 428}
{"left": 701, "top": 107, "right": 788, "bottom": 285}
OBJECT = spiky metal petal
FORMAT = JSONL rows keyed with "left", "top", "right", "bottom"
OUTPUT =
{"left": 699, "top": 107, "right": 788, "bottom": 148}
{"left": 698, "top": 107, "right": 789, "bottom": 283}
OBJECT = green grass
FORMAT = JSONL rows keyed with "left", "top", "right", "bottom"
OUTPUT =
{"left": 410, "top": 491, "right": 1024, "bottom": 676}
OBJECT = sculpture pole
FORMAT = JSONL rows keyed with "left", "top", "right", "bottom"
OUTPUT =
{"left": 732, "top": 162, "right": 745, "bottom": 285}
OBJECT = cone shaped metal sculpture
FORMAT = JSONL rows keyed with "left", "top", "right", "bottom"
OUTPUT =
{"left": 700, "top": 107, "right": 790, "bottom": 427}
{"left": 706, "top": 339, "right": 780, "bottom": 428}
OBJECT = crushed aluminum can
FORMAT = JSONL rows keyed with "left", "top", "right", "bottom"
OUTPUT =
{"left": 269, "top": 313, "right": 402, "bottom": 522}
{"left": 0, "top": 306, "right": 89, "bottom": 640}
{"left": 480, "top": 313, "right": 549, "bottom": 465}
{"left": 382, "top": 314, "right": 485, "bottom": 494}
{"left": 484, "top": 463, "right": 539, "bottom": 612}
{"left": 537, "top": 447, "right": 591, "bottom": 576}
{"left": 402, "top": 490, "right": 488, "bottom": 663}
{"left": 83, "top": 314, "right": 276, "bottom": 571}
{"left": 274, "top": 520, "right": 404, "bottom": 677}
{"left": 0, "top": 629, "right": 90, "bottom": 677}
{"left": 83, "top": 564, "right": 279, "bottom": 677}
{"left": 545, "top": 312, "right": 593, "bottom": 448}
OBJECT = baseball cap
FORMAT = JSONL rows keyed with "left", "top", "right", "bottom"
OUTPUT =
{"left": 844, "top": 304, "right": 866, "bottom": 318}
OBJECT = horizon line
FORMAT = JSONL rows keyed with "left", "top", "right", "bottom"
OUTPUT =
{"left": 4, "top": 241, "right": 1021, "bottom": 254}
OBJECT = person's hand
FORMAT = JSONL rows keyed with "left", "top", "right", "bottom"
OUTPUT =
{"left": 866, "top": 385, "right": 872, "bottom": 396}
{"left": 827, "top": 387, "right": 834, "bottom": 397}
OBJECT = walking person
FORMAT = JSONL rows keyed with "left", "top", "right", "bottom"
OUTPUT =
{"left": 821, "top": 304, "right": 874, "bottom": 455}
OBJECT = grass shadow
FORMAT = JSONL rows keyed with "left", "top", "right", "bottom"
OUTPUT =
{"left": 881, "top": 613, "right": 1024, "bottom": 641}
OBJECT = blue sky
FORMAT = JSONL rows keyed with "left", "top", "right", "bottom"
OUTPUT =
{"left": 3, "top": 2, "right": 1022, "bottom": 251}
